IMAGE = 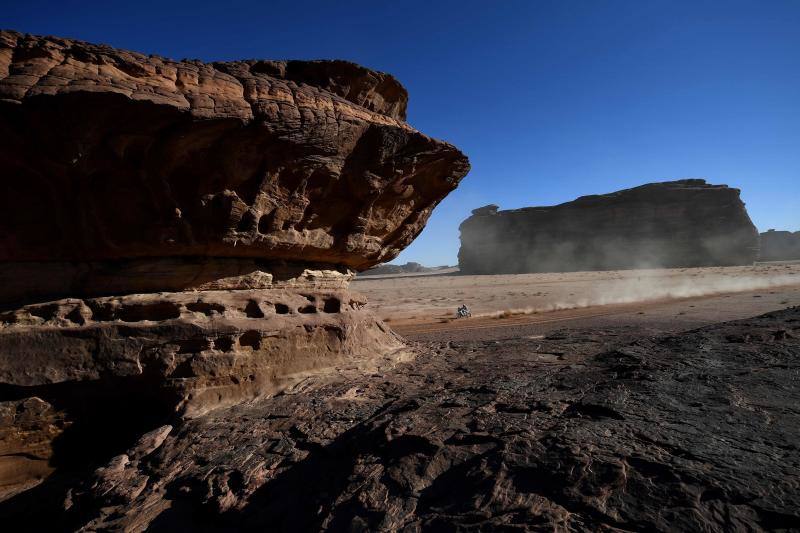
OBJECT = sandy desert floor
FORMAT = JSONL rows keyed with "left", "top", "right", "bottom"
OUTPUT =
{"left": 353, "top": 261, "right": 800, "bottom": 341}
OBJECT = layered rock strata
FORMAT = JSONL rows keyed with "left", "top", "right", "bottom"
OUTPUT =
{"left": 0, "top": 276, "right": 403, "bottom": 417}
{"left": 0, "top": 30, "right": 468, "bottom": 502}
{"left": 759, "top": 230, "right": 800, "bottom": 261}
{"left": 459, "top": 179, "right": 759, "bottom": 274}
{"left": 0, "top": 29, "right": 469, "bottom": 303}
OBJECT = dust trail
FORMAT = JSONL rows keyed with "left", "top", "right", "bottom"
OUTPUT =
{"left": 476, "top": 271, "right": 800, "bottom": 319}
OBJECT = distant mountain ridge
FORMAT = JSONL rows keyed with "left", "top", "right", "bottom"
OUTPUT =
{"left": 359, "top": 262, "right": 452, "bottom": 276}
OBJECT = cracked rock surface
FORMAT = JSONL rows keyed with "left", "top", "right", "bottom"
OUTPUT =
{"left": 3, "top": 307, "right": 797, "bottom": 531}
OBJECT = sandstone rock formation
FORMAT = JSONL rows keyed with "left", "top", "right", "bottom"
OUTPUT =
{"left": 0, "top": 29, "right": 469, "bottom": 304}
{"left": 0, "top": 30, "right": 468, "bottom": 502}
{"left": 759, "top": 229, "right": 800, "bottom": 261}
{"left": 459, "top": 179, "right": 759, "bottom": 274}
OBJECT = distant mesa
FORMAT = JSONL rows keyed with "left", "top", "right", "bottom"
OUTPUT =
{"left": 459, "top": 179, "right": 760, "bottom": 274}
{"left": 360, "top": 261, "right": 452, "bottom": 276}
{"left": 759, "top": 229, "right": 800, "bottom": 261}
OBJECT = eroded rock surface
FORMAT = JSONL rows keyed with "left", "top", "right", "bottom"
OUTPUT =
{"left": 0, "top": 29, "right": 469, "bottom": 306}
{"left": 459, "top": 179, "right": 759, "bottom": 274}
{"left": 0, "top": 30, "right": 468, "bottom": 503}
{"left": 0, "top": 281, "right": 404, "bottom": 418}
{"left": 2, "top": 307, "right": 797, "bottom": 531}
{"left": 0, "top": 397, "right": 66, "bottom": 501}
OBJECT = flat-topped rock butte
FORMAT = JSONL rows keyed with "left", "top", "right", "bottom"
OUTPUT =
{"left": 459, "top": 179, "right": 760, "bottom": 274}
{"left": 0, "top": 30, "right": 469, "bottom": 503}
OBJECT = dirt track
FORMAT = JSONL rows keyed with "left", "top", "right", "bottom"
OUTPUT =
{"left": 354, "top": 262, "right": 800, "bottom": 342}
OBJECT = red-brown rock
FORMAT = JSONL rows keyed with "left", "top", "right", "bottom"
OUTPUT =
{"left": 0, "top": 30, "right": 468, "bottom": 503}
{"left": 0, "top": 30, "right": 469, "bottom": 307}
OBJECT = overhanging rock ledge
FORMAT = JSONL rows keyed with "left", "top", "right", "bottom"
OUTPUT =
{"left": 0, "top": 29, "right": 469, "bottom": 500}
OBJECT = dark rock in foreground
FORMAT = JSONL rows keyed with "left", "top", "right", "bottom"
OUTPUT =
{"left": 3, "top": 307, "right": 798, "bottom": 531}
{"left": 760, "top": 229, "right": 800, "bottom": 261}
{"left": 459, "top": 179, "right": 759, "bottom": 274}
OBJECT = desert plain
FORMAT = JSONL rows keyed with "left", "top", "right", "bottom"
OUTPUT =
{"left": 355, "top": 261, "right": 800, "bottom": 341}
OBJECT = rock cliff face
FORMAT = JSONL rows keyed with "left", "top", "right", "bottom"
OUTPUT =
{"left": 0, "top": 30, "right": 469, "bottom": 305}
{"left": 459, "top": 180, "right": 759, "bottom": 274}
{"left": 0, "top": 30, "right": 468, "bottom": 502}
{"left": 760, "top": 230, "right": 800, "bottom": 261}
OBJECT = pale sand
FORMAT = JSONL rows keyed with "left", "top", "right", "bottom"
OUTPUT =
{"left": 353, "top": 262, "right": 800, "bottom": 340}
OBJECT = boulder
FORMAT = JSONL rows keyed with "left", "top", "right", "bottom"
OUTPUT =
{"left": 459, "top": 179, "right": 759, "bottom": 274}
{"left": 0, "top": 29, "right": 469, "bottom": 305}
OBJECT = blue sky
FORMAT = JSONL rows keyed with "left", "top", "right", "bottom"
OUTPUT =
{"left": 5, "top": 0, "right": 799, "bottom": 265}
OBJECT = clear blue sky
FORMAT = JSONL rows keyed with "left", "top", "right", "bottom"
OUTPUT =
{"left": 5, "top": 0, "right": 799, "bottom": 265}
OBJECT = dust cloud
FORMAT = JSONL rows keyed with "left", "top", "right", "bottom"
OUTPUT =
{"left": 477, "top": 268, "right": 799, "bottom": 318}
